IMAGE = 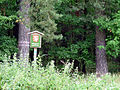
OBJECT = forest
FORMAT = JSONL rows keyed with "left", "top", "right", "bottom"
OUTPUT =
{"left": 0, "top": 0, "right": 120, "bottom": 89}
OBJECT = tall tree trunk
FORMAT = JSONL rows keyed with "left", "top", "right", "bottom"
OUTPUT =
{"left": 18, "top": 0, "right": 30, "bottom": 64}
{"left": 95, "top": 26, "right": 108, "bottom": 77}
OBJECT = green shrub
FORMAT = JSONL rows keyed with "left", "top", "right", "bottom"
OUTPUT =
{"left": 0, "top": 36, "right": 18, "bottom": 61}
{"left": 0, "top": 57, "right": 120, "bottom": 89}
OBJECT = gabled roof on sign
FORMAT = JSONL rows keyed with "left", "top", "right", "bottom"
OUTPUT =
{"left": 28, "top": 31, "right": 44, "bottom": 35}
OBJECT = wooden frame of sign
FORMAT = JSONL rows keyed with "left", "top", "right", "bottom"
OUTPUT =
{"left": 28, "top": 31, "right": 44, "bottom": 63}
{"left": 28, "top": 31, "right": 44, "bottom": 48}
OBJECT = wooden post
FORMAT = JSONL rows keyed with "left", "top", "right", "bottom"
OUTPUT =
{"left": 34, "top": 47, "right": 37, "bottom": 64}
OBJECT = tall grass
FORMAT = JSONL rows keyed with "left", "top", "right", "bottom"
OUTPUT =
{"left": 0, "top": 57, "right": 120, "bottom": 89}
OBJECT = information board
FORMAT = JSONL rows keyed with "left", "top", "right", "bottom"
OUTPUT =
{"left": 30, "top": 33, "right": 41, "bottom": 48}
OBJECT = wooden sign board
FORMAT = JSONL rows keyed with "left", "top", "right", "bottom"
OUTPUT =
{"left": 30, "top": 33, "right": 41, "bottom": 48}
{"left": 28, "top": 31, "right": 44, "bottom": 63}
{"left": 28, "top": 31, "right": 44, "bottom": 48}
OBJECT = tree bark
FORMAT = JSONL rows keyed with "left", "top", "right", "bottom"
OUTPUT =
{"left": 96, "top": 26, "right": 108, "bottom": 77}
{"left": 18, "top": 0, "right": 30, "bottom": 64}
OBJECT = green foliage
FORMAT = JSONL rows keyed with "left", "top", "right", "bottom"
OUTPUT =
{"left": 0, "top": 0, "right": 6, "bottom": 3}
{"left": 0, "top": 0, "right": 18, "bottom": 30}
{"left": 93, "top": 17, "right": 110, "bottom": 30}
{"left": 0, "top": 15, "right": 17, "bottom": 31}
{"left": 97, "top": 45, "right": 105, "bottom": 50}
{"left": 106, "top": 11, "right": 120, "bottom": 58}
{"left": 46, "top": 0, "right": 96, "bottom": 72}
{"left": 1, "top": 58, "right": 120, "bottom": 89}
{"left": 0, "top": 36, "right": 18, "bottom": 58}
{"left": 0, "top": 0, "right": 18, "bottom": 59}
{"left": 92, "top": 0, "right": 120, "bottom": 58}
{"left": 106, "top": 39, "right": 119, "bottom": 58}
{"left": 30, "top": 0, "right": 62, "bottom": 42}
{"left": 48, "top": 39, "right": 95, "bottom": 72}
{"left": 0, "top": 0, "right": 18, "bottom": 16}
{"left": 0, "top": 0, "right": 120, "bottom": 77}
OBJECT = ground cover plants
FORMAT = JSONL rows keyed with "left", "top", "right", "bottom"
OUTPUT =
{"left": 0, "top": 57, "right": 120, "bottom": 90}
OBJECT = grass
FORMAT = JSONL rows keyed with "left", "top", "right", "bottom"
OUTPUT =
{"left": 0, "top": 58, "right": 120, "bottom": 90}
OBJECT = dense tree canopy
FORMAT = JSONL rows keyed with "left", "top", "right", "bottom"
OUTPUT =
{"left": 0, "top": 0, "right": 120, "bottom": 74}
{"left": 0, "top": 0, "right": 18, "bottom": 60}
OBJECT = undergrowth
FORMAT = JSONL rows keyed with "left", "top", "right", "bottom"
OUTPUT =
{"left": 0, "top": 57, "right": 120, "bottom": 90}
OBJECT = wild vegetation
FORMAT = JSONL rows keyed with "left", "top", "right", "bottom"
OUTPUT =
{"left": 0, "top": 0, "right": 120, "bottom": 89}
{"left": 1, "top": 57, "right": 120, "bottom": 89}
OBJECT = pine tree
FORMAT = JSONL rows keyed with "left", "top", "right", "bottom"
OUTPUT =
{"left": 30, "top": 0, "right": 62, "bottom": 42}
